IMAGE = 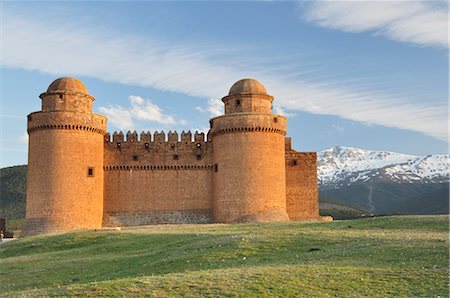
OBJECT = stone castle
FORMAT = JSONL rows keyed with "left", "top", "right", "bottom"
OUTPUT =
{"left": 23, "top": 77, "right": 319, "bottom": 236}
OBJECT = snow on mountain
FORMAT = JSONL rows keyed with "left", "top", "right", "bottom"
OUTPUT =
{"left": 318, "top": 146, "right": 449, "bottom": 186}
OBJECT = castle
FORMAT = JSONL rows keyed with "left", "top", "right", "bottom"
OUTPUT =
{"left": 23, "top": 77, "right": 319, "bottom": 236}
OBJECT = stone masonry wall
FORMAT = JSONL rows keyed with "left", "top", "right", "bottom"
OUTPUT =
{"left": 103, "top": 130, "right": 213, "bottom": 226}
{"left": 285, "top": 145, "right": 319, "bottom": 220}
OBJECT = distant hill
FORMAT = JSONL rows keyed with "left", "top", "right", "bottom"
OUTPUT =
{"left": 318, "top": 146, "right": 449, "bottom": 215}
{"left": 0, "top": 165, "right": 27, "bottom": 219}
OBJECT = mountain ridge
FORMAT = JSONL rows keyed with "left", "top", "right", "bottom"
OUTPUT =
{"left": 317, "top": 146, "right": 449, "bottom": 215}
{"left": 318, "top": 146, "right": 449, "bottom": 187}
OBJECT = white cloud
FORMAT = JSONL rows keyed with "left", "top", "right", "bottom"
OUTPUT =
{"left": 206, "top": 98, "right": 223, "bottom": 117}
{"left": 18, "top": 133, "right": 28, "bottom": 144}
{"left": 273, "top": 105, "right": 296, "bottom": 117}
{"left": 299, "top": 1, "right": 448, "bottom": 48}
{"left": 99, "top": 95, "right": 182, "bottom": 130}
{"left": 1, "top": 9, "right": 447, "bottom": 141}
{"left": 195, "top": 98, "right": 223, "bottom": 117}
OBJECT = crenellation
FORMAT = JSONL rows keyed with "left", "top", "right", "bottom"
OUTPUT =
{"left": 113, "top": 131, "right": 124, "bottom": 143}
{"left": 194, "top": 131, "right": 205, "bottom": 143}
{"left": 154, "top": 131, "right": 165, "bottom": 143}
{"left": 180, "top": 131, "right": 191, "bottom": 143}
{"left": 140, "top": 131, "right": 151, "bottom": 142}
{"left": 127, "top": 130, "right": 138, "bottom": 143}
{"left": 168, "top": 131, "right": 178, "bottom": 143}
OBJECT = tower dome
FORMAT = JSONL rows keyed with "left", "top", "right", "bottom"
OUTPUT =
{"left": 229, "top": 78, "right": 267, "bottom": 95}
{"left": 40, "top": 77, "right": 94, "bottom": 113}
{"left": 47, "top": 77, "right": 88, "bottom": 94}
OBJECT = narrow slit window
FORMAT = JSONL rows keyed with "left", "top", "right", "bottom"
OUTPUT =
{"left": 87, "top": 167, "right": 94, "bottom": 177}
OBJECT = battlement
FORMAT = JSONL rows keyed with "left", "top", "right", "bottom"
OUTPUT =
{"left": 103, "top": 130, "right": 213, "bottom": 166}
{"left": 105, "top": 130, "right": 210, "bottom": 145}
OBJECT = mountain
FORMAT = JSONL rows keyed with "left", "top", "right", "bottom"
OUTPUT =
{"left": 318, "top": 146, "right": 449, "bottom": 215}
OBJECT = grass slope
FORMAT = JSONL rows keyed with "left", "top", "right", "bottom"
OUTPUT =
{"left": 1, "top": 215, "right": 448, "bottom": 297}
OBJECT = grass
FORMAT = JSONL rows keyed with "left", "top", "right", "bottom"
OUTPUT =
{"left": 0, "top": 215, "right": 448, "bottom": 297}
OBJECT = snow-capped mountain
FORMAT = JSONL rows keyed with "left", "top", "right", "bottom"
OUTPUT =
{"left": 317, "top": 146, "right": 449, "bottom": 215}
{"left": 318, "top": 146, "right": 449, "bottom": 187}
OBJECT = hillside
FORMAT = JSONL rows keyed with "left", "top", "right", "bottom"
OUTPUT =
{"left": 0, "top": 165, "right": 27, "bottom": 220}
{"left": 0, "top": 215, "right": 448, "bottom": 297}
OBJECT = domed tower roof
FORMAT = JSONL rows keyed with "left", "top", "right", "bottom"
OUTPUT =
{"left": 40, "top": 77, "right": 94, "bottom": 113}
{"left": 47, "top": 77, "right": 88, "bottom": 94}
{"left": 229, "top": 78, "right": 267, "bottom": 95}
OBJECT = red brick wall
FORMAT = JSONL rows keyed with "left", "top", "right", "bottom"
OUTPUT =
{"left": 285, "top": 150, "right": 319, "bottom": 220}
{"left": 102, "top": 131, "right": 213, "bottom": 225}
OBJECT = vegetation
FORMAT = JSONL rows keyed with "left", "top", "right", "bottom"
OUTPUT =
{"left": 320, "top": 182, "right": 449, "bottom": 215}
{"left": 1, "top": 215, "right": 448, "bottom": 297}
{"left": 0, "top": 165, "right": 27, "bottom": 222}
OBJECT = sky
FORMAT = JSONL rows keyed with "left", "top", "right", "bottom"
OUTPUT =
{"left": 0, "top": 1, "right": 448, "bottom": 167}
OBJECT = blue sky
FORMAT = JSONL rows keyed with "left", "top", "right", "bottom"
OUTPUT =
{"left": 0, "top": 1, "right": 448, "bottom": 167}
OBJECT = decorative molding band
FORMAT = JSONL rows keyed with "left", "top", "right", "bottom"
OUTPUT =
{"left": 28, "top": 124, "right": 106, "bottom": 135}
{"left": 210, "top": 126, "right": 286, "bottom": 137}
{"left": 104, "top": 164, "right": 214, "bottom": 171}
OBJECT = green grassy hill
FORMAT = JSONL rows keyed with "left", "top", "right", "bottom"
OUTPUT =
{"left": 0, "top": 165, "right": 27, "bottom": 221}
{"left": 1, "top": 215, "right": 448, "bottom": 297}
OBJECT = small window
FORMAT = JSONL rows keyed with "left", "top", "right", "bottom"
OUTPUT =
{"left": 59, "top": 94, "right": 63, "bottom": 99}
{"left": 236, "top": 100, "right": 241, "bottom": 106}
{"left": 196, "top": 154, "right": 202, "bottom": 160}
{"left": 117, "top": 143, "right": 121, "bottom": 148}
{"left": 214, "top": 164, "right": 218, "bottom": 172}
{"left": 290, "top": 160, "right": 298, "bottom": 166}
{"left": 87, "top": 167, "right": 94, "bottom": 177}
{"left": 273, "top": 117, "right": 278, "bottom": 123}
{"left": 196, "top": 143, "right": 201, "bottom": 148}
{"left": 145, "top": 142, "right": 149, "bottom": 148}
{"left": 173, "top": 154, "right": 179, "bottom": 160}
{"left": 132, "top": 155, "right": 139, "bottom": 161}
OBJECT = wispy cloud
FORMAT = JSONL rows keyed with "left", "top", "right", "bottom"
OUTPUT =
{"left": 1, "top": 8, "right": 447, "bottom": 141}
{"left": 195, "top": 98, "right": 223, "bottom": 117}
{"left": 99, "top": 95, "right": 184, "bottom": 130}
{"left": 299, "top": 1, "right": 448, "bottom": 48}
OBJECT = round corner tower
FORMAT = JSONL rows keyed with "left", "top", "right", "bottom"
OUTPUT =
{"left": 210, "top": 78, "right": 289, "bottom": 223}
{"left": 23, "top": 77, "right": 107, "bottom": 236}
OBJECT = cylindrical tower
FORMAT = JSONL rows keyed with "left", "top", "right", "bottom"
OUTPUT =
{"left": 23, "top": 77, "right": 107, "bottom": 236}
{"left": 211, "top": 78, "right": 289, "bottom": 223}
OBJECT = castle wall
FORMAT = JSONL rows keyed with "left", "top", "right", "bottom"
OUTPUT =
{"left": 102, "top": 131, "right": 214, "bottom": 226}
{"left": 285, "top": 147, "right": 319, "bottom": 220}
{"left": 211, "top": 113, "right": 289, "bottom": 222}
